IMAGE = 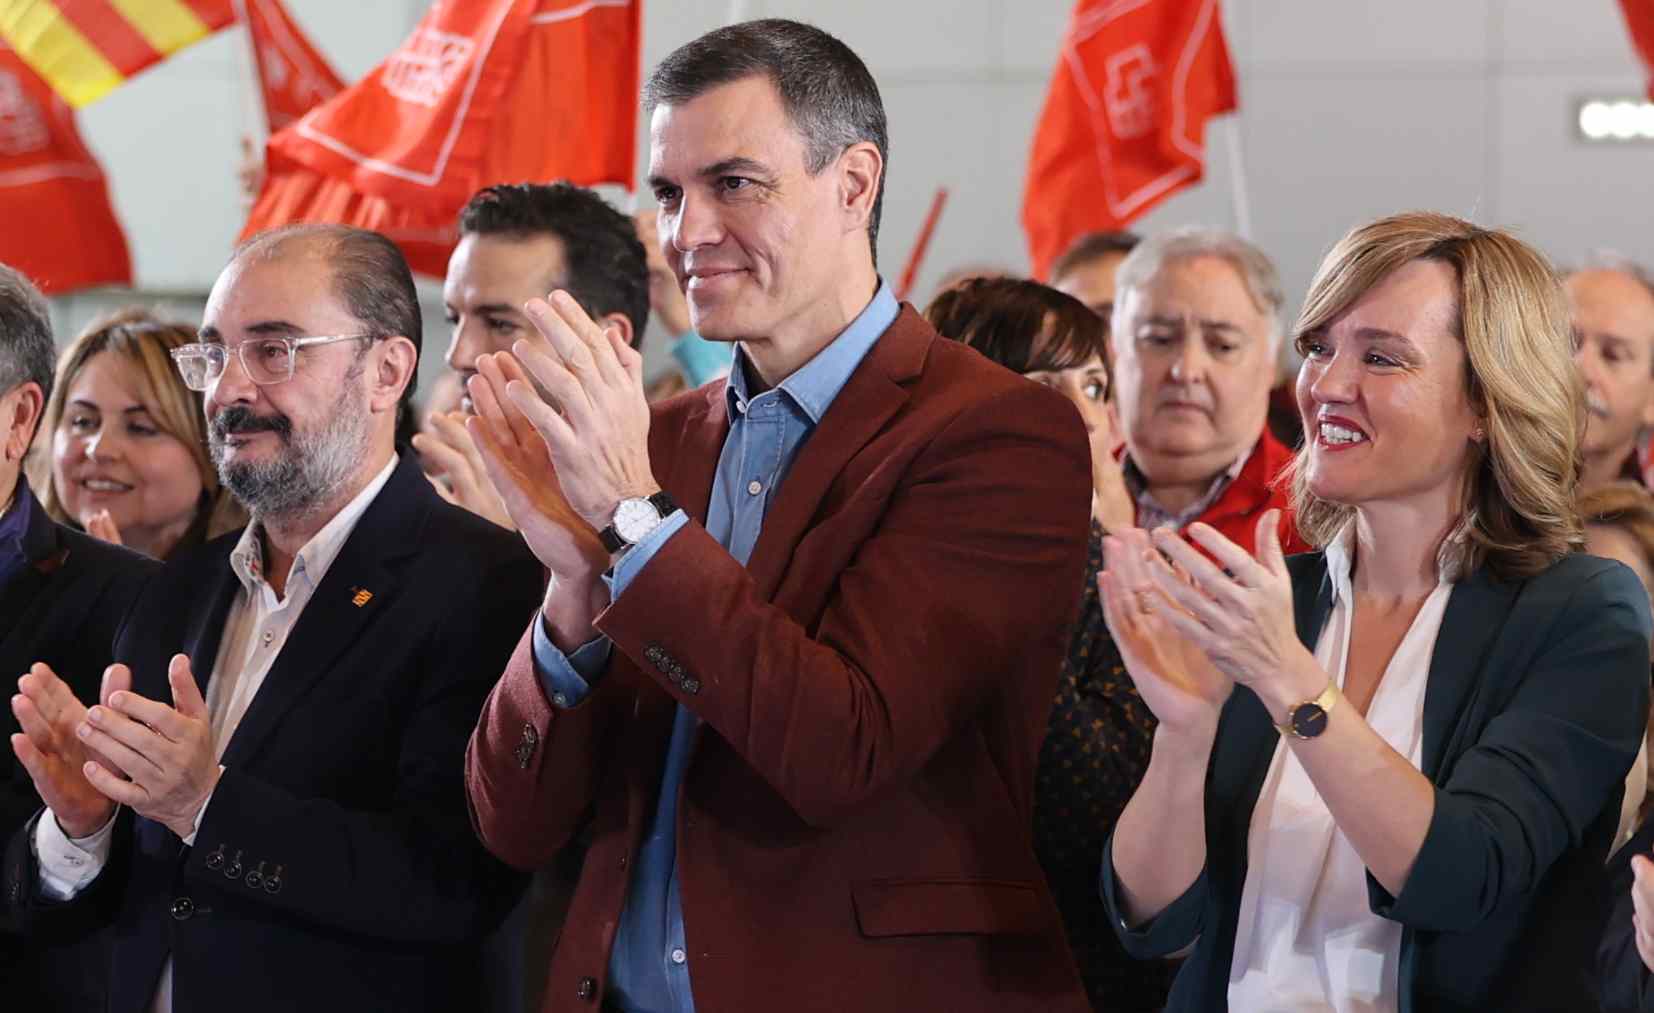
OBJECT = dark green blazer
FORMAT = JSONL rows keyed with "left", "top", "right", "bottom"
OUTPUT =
{"left": 1101, "top": 550, "right": 1652, "bottom": 1012}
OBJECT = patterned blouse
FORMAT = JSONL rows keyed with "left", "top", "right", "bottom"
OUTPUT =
{"left": 1033, "top": 521, "right": 1177, "bottom": 1011}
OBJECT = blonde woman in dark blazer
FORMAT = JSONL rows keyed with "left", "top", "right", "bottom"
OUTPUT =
{"left": 1099, "top": 212, "right": 1651, "bottom": 1012}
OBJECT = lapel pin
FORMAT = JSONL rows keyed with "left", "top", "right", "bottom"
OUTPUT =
{"left": 351, "top": 589, "right": 373, "bottom": 608}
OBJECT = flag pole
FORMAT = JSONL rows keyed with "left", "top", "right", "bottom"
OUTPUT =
{"left": 1219, "top": 115, "right": 1252, "bottom": 240}
{"left": 232, "top": 0, "right": 266, "bottom": 145}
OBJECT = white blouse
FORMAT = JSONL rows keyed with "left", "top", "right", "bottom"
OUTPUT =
{"left": 1227, "top": 529, "right": 1455, "bottom": 1012}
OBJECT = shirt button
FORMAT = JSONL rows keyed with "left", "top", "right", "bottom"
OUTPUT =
{"left": 670, "top": 948, "right": 687, "bottom": 965}
{"left": 261, "top": 630, "right": 273, "bottom": 647}
{"left": 747, "top": 480, "right": 762, "bottom": 496}
{"left": 552, "top": 693, "right": 569, "bottom": 708}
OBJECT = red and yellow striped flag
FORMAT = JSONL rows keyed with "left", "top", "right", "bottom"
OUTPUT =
{"left": 0, "top": 0, "right": 235, "bottom": 107}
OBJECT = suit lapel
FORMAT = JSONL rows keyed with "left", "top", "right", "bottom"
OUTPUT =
{"left": 178, "top": 546, "right": 242, "bottom": 698}
{"left": 216, "top": 457, "right": 424, "bottom": 769}
{"left": 742, "top": 310, "right": 928, "bottom": 599}
{"left": 1418, "top": 568, "right": 1518, "bottom": 777}
{"left": 666, "top": 386, "right": 731, "bottom": 527}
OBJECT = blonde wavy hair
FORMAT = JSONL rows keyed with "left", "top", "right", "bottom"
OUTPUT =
{"left": 1286, "top": 211, "right": 1584, "bottom": 581}
{"left": 30, "top": 309, "right": 245, "bottom": 547}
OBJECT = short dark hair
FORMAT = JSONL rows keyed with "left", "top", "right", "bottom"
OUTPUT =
{"left": 234, "top": 224, "right": 422, "bottom": 412}
{"left": 1049, "top": 230, "right": 1142, "bottom": 285}
{"left": 0, "top": 263, "right": 55, "bottom": 407}
{"left": 645, "top": 19, "right": 888, "bottom": 265}
{"left": 925, "top": 277, "right": 1109, "bottom": 391}
{"left": 458, "top": 182, "right": 648, "bottom": 347}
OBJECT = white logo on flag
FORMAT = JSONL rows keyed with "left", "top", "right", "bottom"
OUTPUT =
{"left": 1103, "top": 43, "right": 1158, "bottom": 140}
{"left": 380, "top": 28, "right": 475, "bottom": 108}
{"left": 0, "top": 71, "right": 48, "bottom": 157}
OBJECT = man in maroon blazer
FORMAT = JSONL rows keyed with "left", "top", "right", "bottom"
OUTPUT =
{"left": 463, "top": 19, "right": 1095, "bottom": 1013}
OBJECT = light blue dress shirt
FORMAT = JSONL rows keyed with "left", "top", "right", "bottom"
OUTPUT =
{"left": 531, "top": 281, "right": 899, "bottom": 1013}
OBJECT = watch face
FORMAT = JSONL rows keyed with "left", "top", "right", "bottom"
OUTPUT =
{"left": 613, "top": 497, "right": 661, "bottom": 543}
{"left": 1290, "top": 703, "right": 1329, "bottom": 739}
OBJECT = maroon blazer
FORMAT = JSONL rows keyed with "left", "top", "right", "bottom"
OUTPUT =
{"left": 467, "top": 307, "right": 1095, "bottom": 1012}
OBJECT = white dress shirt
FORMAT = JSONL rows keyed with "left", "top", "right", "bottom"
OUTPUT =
{"left": 30, "top": 454, "right": 398, "bottom": 1013}
{"left": 1227, "top": 526, "right": 1456, "bottom": 1012}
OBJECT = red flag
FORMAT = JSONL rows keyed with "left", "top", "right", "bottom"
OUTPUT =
{"left": 0, "top": 39, "right": 129, "bottom": 293}
{"left": 1619, "top": 0, "right": 1654, "bottom": 101}
{"left": 236, "top": 0, "right": 344, "bottom": 131}
{"left": 1022, "top": 0, "right": 1237, "bottom": 279}
{"left": 241, "top": 0, "right": 638, "bottom": 277}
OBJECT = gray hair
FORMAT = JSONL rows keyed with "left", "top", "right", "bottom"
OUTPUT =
{"left": 0, "top": 263, "right": 55, "bottom": 405}
{"left": 1565, "top": 250, "right": 1654, "bottom": 302}
{"left": 644, "top": 19, "right": 889, "bottom": 264}
{"left": 1113, "top": 227, "right": 1285, "bottom": 348}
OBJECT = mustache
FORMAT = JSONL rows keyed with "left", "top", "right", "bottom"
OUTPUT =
{"left": 210, "top": 406, "right": 292, "bottom": 443}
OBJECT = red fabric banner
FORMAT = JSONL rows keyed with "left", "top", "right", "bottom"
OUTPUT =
{"left": 1619, "top": 0, "right": 1654, "bottom": 101}
{"left": 236, "top": 0, "right": 343, "bottom": 131}
{"left": 0, "top": 39, "right": 129, "bottom": 293}
{"left": 241, "top": 0, "right": 638, "bottom": 277}
{"left": 1022, "top": 0, "right": 1237, "bottom": 279}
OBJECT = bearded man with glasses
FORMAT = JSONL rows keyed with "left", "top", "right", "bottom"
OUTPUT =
{"left": 5, "top": 224, "right": 542, "bottom": 1013}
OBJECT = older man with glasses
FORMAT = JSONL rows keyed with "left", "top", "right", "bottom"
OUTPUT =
{"left": 5, "top": 225, "right": 542, "bottom": 1013}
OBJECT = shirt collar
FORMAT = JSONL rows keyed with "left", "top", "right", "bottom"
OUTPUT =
{"left": 230, "top": 454, "right": 400, "bottom": 597}
{"left": 1120, "top": 444, "right": 1252, "bottom": 525}
{"left": 724, "top": 280, "right": 899, "bottom": 425}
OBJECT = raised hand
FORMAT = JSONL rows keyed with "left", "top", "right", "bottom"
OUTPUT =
{"left": 465, "top": 352, "right": 609, "bottom": 586}
{"left": 84, "top": 508, "right": 122, "bottom": 546}
{"left": 1632, "top": 853, "right": 1654, "bottom": 972}
{"left": 413, "top": 410, "right": 515, "bottom": 531}
{"left": 77, "top": 655, "right": 220, "bottom": 841}
{"left": 1099, "top": 528, "right": 1233, "bottom": 739}
{"left": 11, "top": 662, "right": 129, "bottom": 838}
{"left": 1145, "top": 510, "right": 1325, "bottom": 716}
{"left": 505, "top": 291, "right": 660, "bottom": 530}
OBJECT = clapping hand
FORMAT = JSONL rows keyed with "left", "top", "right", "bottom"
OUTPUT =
{"left": 1143, "top": 511, "right": 1325, "bottom": 716}
{"left": 74, "top": 655, "right": 221, "bottom": 841}
{"left": 84, "top": 509, "right": 122, "bottom": 546}
{"left": 11, "top": 662, "right": 129, "bottom": 838}
{"left": 1099, "top": 528, "right": 1234, "bottom": 739}
{"left": 414, "top": 410, "right": 515, "bottom": 531}
{"left": 1631, "top": 853, "right": 1654, "bottom": 972}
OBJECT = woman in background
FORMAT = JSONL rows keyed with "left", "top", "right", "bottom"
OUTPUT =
{"left": 33, "top": 309, "right": 243, "bottom": 559}
{"left": 927, "top": 276, "right": 1169, "bottom": 1012}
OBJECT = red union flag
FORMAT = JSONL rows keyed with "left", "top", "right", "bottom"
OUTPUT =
{"left": 0, "top": 39, "right": 129, "bottom": 293}
{"left": 235, "top": 0, "right": 344, "bottom": 131}
{"left": 1619, "top": 0, "right": 1654, "bottom": 100}
{"left": 1023, "top": 0, "right": 1237, "bottom": 278}
{"left": 242, "top": 0, "right": 638, "bottom": 277}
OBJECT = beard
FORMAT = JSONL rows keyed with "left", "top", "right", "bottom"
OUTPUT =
{"left": 209, "top": 381, "right": 373, "bottom": 522}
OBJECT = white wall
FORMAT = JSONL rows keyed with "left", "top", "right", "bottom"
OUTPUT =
{"left": 45, "top": 1, "right": 1654, "bottom": 381}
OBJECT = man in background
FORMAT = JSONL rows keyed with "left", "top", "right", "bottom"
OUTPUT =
{"left": 1109, "top": 227, "right": 1306, "bottom": 552}
{"left": 1567, "top": 255, "right": 1654, "bottom": 492}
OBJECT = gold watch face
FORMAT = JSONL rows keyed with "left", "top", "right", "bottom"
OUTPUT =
{"left": 1289, "top": 703, "right": 1330, "bottom": 739}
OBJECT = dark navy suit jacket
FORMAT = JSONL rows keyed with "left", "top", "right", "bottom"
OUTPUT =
{"left": 1102, "top": 550, "right": 1652, "bottom": 1012}
{"left": 0, "top": 482, "right": 156, "bottom": 1009}
{"left": 4, "top": 454, "right": 543, "bottom": 1013}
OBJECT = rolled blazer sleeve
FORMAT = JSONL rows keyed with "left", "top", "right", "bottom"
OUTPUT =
{"left": 593, "top": 382, "right": 1092, "bottom": 829}
{"left": 1368, "top": 562, "right": 1653, "bottom": 931}
{"left": 1099, "top": 833, "right": 1208, "bottom": 958}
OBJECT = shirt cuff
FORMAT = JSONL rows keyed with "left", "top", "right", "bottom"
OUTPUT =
{"left": 33, "top": 808, "right": 116, "bottom": 901}
{"left": 611, "top": 510, "right": 689, "bottom": 597}
{"left": 532, "top": 614, "right": 612, "bottom": 709}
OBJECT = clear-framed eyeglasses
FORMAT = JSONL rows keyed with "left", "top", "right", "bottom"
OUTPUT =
{"left": 169, "top": 334, "right": 375, "bottom": 392}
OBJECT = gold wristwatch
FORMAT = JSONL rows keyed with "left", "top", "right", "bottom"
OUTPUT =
{"left": 1276, "top": 680, "right": 1337, "bottom": 739}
